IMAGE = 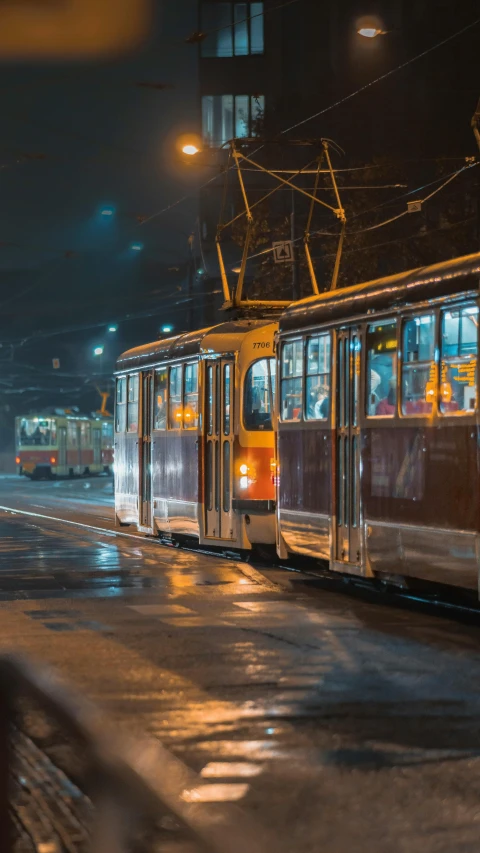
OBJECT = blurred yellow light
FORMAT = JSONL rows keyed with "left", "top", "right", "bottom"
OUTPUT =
{"left": 183, "top": 144, "right": 200, "bottom": 156}
{"left": 239, "top": 463, "right": 248, "bottom": 475}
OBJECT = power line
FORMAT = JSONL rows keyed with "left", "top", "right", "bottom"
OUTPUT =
{"left": 281, "top": 14, "right": 480, "bottom": 136}
{"left": 341, "top": 161, "right": 480, "bottom": 235}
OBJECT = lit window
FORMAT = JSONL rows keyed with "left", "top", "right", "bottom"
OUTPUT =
{"left": 244, "top": 358, "right": 275, "bottom": 430}
{"left": 305, "top": 335, "right": 331, "bottom": 420}
{"left": 168, "top": 366, "right": 183, "bottom": 429}
{"left": 183, "top": 363, "right": 199, "bottom": 429}
{"left": 281, "top": 341, "right": 303, "bottom": 421}
{"left": 127, "top": 374, "right": 139, "bottom": 433}
{"left": 366, "top": 322, "right": 397, "bottom": 417}
{"left": 440, "top": 304, "right": 478, "bottom": 414}
{"left": 201, "top": 2, "right": 264, "bottom": 58}
{"left": 154, "top": 369, "right": 167, "bottom": 430}
{"left": 202, "top": 94, "right": 264, "bottom": 146}
{"left": 401, "top": 315, "right": 435, "bottom": 415}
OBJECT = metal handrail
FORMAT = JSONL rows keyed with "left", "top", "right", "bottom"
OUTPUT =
{"left": 0, "top": 654, "right": 280, "bottom": 853}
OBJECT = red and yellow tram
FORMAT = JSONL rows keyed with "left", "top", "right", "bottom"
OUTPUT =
{"left": 15, "top": 413, "right": 114, "bottom": 479}
{"left": 114, "top": 321, "right": 277, "bottom": 551}
{"left": 276, "top": 251, "right": 480, "bottom": 591}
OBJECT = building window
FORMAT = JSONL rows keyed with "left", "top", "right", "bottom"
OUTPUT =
{"left": 201, "top": 2, "right": 264, "bottom": 58}
{"left": 366, "top": 321, "right": 397, "bottom": 417}
{"left": 401, "top": 315, "right": 435, "bottom": 415}
{"left": 440, "top": 304, "right": 478, "bottom": 414}
{"left": 202, "top": 94, "right": 264, "bottom": 146}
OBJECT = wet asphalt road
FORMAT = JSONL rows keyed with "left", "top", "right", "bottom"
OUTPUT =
{"left": 1, "top": 476, "right": 480, "bottom": 851}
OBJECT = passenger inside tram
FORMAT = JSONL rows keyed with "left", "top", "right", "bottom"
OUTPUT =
{"left": 314, "top": 386, "right": 329, "bottom": 419}
{"left": 376, "top": 376, "right": 397, "bottom": 415}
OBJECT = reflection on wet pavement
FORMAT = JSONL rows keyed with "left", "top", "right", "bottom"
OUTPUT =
{"left": 1, "top": 503, "right": 480, "bottom": 850}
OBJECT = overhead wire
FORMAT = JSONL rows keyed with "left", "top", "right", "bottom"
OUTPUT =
{"left": 280, "top": 14, "right": 480, "bottom": 136}
{"left": 140, "top": 14, "right": 480, "bottom": 228}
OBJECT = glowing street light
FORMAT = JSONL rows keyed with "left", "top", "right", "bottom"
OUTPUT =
{"left": 358, "top": 26, "right": 384, "bottom": 37}
{"left": 182, "top": 144, "right": 200, "bottom": 156}
{"left": 161, "top": 325, "right": 173, "bottom": 334}
{"left": 108, "top": 325, "right": 118, "bottom": 333}
{"left": 130, "top": 242, "right": 143, "bottom": 251}
{"left": 100, "top": 206, "right": 115, "bottom": 217}
{"left": 94, "top": 345, "right": 104, "bottom": 356}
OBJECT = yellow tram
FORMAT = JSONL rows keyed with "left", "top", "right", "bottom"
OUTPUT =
{"left": 114, "top": 320, "right": 277, "bottom": 552}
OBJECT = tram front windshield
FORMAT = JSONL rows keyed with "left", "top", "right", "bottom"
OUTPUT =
{"left": 244, "top": 358, "right": 276, "bottom": 430}
{"left": 17, "top": 417, "right": 57, "bottom": 447}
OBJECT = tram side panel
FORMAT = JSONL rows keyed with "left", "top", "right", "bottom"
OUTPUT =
{"left": 277, "top": 263, "right": 480, "bottom": 592}
{"left": 361, "top": 298, "right": 480, "bottom": 590}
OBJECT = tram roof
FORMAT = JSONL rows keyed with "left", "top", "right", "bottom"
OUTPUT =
{"left": 279, "top": 252, "right": 480, "bottom": 333}
{"left": 116, "top": 320, "right": 274, "bottom": 372}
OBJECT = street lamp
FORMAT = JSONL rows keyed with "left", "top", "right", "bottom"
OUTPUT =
{"left": 358, "top": 27, "right": 384, "bottom": 37}
{"left": 94, "top": 345, "right": 104, "bottom": 356}
{"left": 161, "top": 325, "right": 173, "bottom": 334}
{"left": 182, "top": 144, "right": 200, "bottom": 156}
{"left": 130, "top": 242, "right": 143, "bottom": 252}
{"left": 100, "top": 206, "right": 115, "bottom": 217}
{"left": 356, "top": 16, "right": 386, "bottom": 38}
{"left": 108, "top": 325, "right": 117, "bottom": 333}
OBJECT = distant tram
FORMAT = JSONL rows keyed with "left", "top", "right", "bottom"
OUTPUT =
{"left": 114, "top": 321, "right": 277, "bottom": 551}
{"left": 15, "top": 413, "right": 114, "bottom": 479}
{"left": 276, "top": 252, "right": 480, "bottom": 591}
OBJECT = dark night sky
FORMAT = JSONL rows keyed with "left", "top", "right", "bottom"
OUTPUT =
{"left": 0, "top": 0, "right": 201, "bottom": 414}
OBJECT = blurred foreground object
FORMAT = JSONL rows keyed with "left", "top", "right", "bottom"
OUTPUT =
{"left": 0, "top": 0, "right": 150, "bottom": 60}
{"left": 0, "top": 654, "right": 280, "bottom": 853}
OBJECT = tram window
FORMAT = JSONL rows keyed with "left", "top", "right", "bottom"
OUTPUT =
{"left": 207, "top": 364, "right": 214, "bottom": 436}
{"left": 183, "top": 363, "right": 199, "bottom": 429}
{"left": 169, "top": 366, "right": 183, "bottom": 429}
{"left": 244, "top": 358, "right": 275, "bottom": 430}
{"left": 102, "top": 421, "right": 113, "bottom": 444}
{"left": 440, "top": 304, "right": 478, "bottom": 414}
{"left": 115, "top": 377, "right": 127, "bottom": 433}
{"left": 18, "top": 417, "right": 56, "bottom": 446}
{"left": 401, "top": 315, "right": 435, "bottom": 415}
{"left": 281, "top": 341, "right": 303, "bottom": 421}
{"left": 127, "top": 374, "right": 139, "bottom": 433}
{"left": 223, "top": 364, "right": 231, "bottom": 435}
{"left": 366, "top": 322, "right": 397, "bottom": 417}
{"left": 67, "top": 421, "right": 77, "bottom": 448}
{"left": 305, "top": 334, "right": 331, "bottom": 420}
{"left": 154, "top": 369, "right": 167, "bottom": 430}
{"left": 80, "top": 422, "right": 91, "bottom": 446}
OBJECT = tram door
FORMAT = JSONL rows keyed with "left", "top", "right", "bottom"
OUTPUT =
{"left": 58, "top": 427, "right": 67, "bottom": 469}
{"left": 139, "top": 371, "right": 154, "bottom": 530}
{"left": 205, "top": 359, "right": 235, "bottom": 540}
{"left": 335, "top": 329, "right": 362, "bottom": 566}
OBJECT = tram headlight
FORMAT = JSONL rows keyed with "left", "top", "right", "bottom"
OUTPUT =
{"left": 239, "top": 463, "right": 248, "bottom": 475}
{"left": 240, "top": 476, "right": 249, "bottom": 490}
